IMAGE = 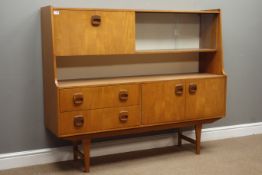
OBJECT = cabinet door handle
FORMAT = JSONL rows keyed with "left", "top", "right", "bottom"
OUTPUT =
{"left": 175, "top": 84, "right": 183, "bottom": 96}
{"left": 73, "top": 93, "right": 84, "bottom": 105}
{"left": 91, "top": 15, "right": 101, "bottom": 26}
{"left": 119, "top": 111, "right": 128, "bottom": 123}
{"left": 74, "top": 115, "right": 84, "bottom": 127}
{"left": 119, "top": 90, "right": 128, "bottom": 101}
{"left": 189, "top": 83, "right": 197, "bottom": 94}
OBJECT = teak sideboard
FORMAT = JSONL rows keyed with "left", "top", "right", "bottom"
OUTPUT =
{"left": 41, "top": 6, "right": 227, "bottom": 172}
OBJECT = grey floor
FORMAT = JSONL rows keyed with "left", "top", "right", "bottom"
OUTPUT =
{"left": 0, "top": 134, "right": 262, "bottom": 175}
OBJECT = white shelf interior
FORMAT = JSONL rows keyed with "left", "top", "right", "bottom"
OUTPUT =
{"left": 136, "top": 13, "right": 200, "bottom": 51}
{"left": 136, "top": 13, "right": 217, "bottom": 51}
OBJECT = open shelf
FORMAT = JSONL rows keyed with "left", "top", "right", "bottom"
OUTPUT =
{"left": 57, "top": 73, "right": 225, "bottom": 88}
{"left": 56, "top": 53, "right": 200, "bottom": 81}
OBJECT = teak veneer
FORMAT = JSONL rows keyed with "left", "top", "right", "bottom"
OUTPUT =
{"left": 41, "top": 6, "right": 227, "bottom": 172}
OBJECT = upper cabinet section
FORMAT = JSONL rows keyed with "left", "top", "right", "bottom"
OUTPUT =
{"left": 46, "top": 7, "right": 220, "bottom": 56}
{"left": 52, "top": 9, "right": 135, "bottom": 56}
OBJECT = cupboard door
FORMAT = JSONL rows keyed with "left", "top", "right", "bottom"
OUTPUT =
{"left": 53, "top": 10, "right": 135, "bottom": 55}
{"left": 185, "top": 77, "right": 226, "bottom": 119}
{"left": 142, "top": 80, "right": 185, "bottom": 125}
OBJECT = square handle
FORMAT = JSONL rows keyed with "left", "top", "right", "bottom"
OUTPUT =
{"left": 175, "top": 84, "right": 184, "bottom": 96}
{"left": 91, "top": 15, "right": 101, "bottom": 26}
{"left": 73, "top": 93, "right": 84, "bottom": 105}
{"left": 189, "top": 83, "right": 197, "bottom": 94}
{"left": 119, "top": 111, "right": 128, "bottom": 123}
{"left": 119, "top": 90, "right": 128, "bottom": 101}
{"left": 74, "top": 115, "right": 84, "bottom": 127}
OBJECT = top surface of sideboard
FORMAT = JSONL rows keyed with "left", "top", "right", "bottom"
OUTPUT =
{"left": 52, "top": 7, "right": 220, "bottom": 14}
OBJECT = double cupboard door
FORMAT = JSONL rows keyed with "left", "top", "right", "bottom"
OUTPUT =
{"left": 142, "top": 77, "right": 226, "bottom": 125}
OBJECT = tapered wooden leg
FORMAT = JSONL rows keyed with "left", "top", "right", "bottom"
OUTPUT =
{"left": 177, "top": 129, "right": 182, "bottom": 146}
{"left": 73, "top": 142, "right": 78, "bottom": 161}
{"left": 82, "top": 139, "right": 91, "bottom": 172}
{"left": 195, "top": 124, "right": 202, "bottom": 154}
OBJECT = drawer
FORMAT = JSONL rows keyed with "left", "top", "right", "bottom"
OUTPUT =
{"left": 59, "top": 106, "right": 141, "bottom": 136}
{"left": 59, "top": 84, "right": 140, "bottom": 112}
{"left": 53, "top": 10, "right": 135, "bottom": 55}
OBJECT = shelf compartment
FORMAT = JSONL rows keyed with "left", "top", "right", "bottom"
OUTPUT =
{"left": 57, "top": 73, "right": 225, "bottom": 88}
{"left": 136, "top": 13, "right": 218, "bottom": 51}
{"left": 56, "top": 53, "right": 200, "bottom": 81}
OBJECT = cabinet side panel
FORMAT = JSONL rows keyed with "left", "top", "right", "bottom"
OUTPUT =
{"left": 41, "top": 6, "right": 59, "bottom": 136}
{"left": 199, "top": 13, "right": 224, "bottom": 74}
{"left": 200, "top": 14, "right": 217, "bottom": 49}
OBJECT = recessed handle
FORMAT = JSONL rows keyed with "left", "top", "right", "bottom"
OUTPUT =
{"left": 119, "top": 111, "right": 128, "bottom": 123}
{"left": 74, "top": 115, "right": 84, "bottom": 127}
{"left": 119, "top": 90, "right": 128, "bottom": 102}
{"left": 91, "top": 15, "right": 101, "bottom": 26}
{"left": 189, "top": 83, "right": 197, "bottom": 94}
{"left": 73, "top": 93, "right": 84, "bottom": 105}
{"left": 175, "top": 84, "right": 184, "bottom": 96}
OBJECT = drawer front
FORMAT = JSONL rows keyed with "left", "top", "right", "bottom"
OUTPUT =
{"left": 53, "top": 10, "right": 135, "bottom": 55}
{"left": 59, "top": 106, "right": 141, "bottom": 136}
{"left": 59, "top": 84, "right": 140, "bottom": 112}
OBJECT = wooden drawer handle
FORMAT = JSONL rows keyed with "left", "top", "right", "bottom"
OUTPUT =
{"left": 189, "top": 83, "right": 197, "bottom": 94}
{"left": 119, "top": 111, "right": 128, "bottom": 123}
{"left": 73, "top": 93, "right": 84, "bottom": 105}
{"left": 74, "top": 115, "right": 84, "bottom": 127}
{"left": 91, "top": 15, "right": 101, "bottom": 26}
{"left": 119, "top": 90, "right": 128, "bottom": 101}
{"left": 175, "top": 84, "right": 183, "bottom": 96}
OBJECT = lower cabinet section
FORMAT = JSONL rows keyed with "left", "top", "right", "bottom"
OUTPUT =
{"left": 58, "top": 76, "right": 226, "bottom": 136}
{"left": 59, "top": 106, "right": 141, "bottom": 136}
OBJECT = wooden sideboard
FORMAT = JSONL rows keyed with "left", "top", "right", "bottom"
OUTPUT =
{"left": 41, "top": 6, "right": 226, "bottom": 172}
